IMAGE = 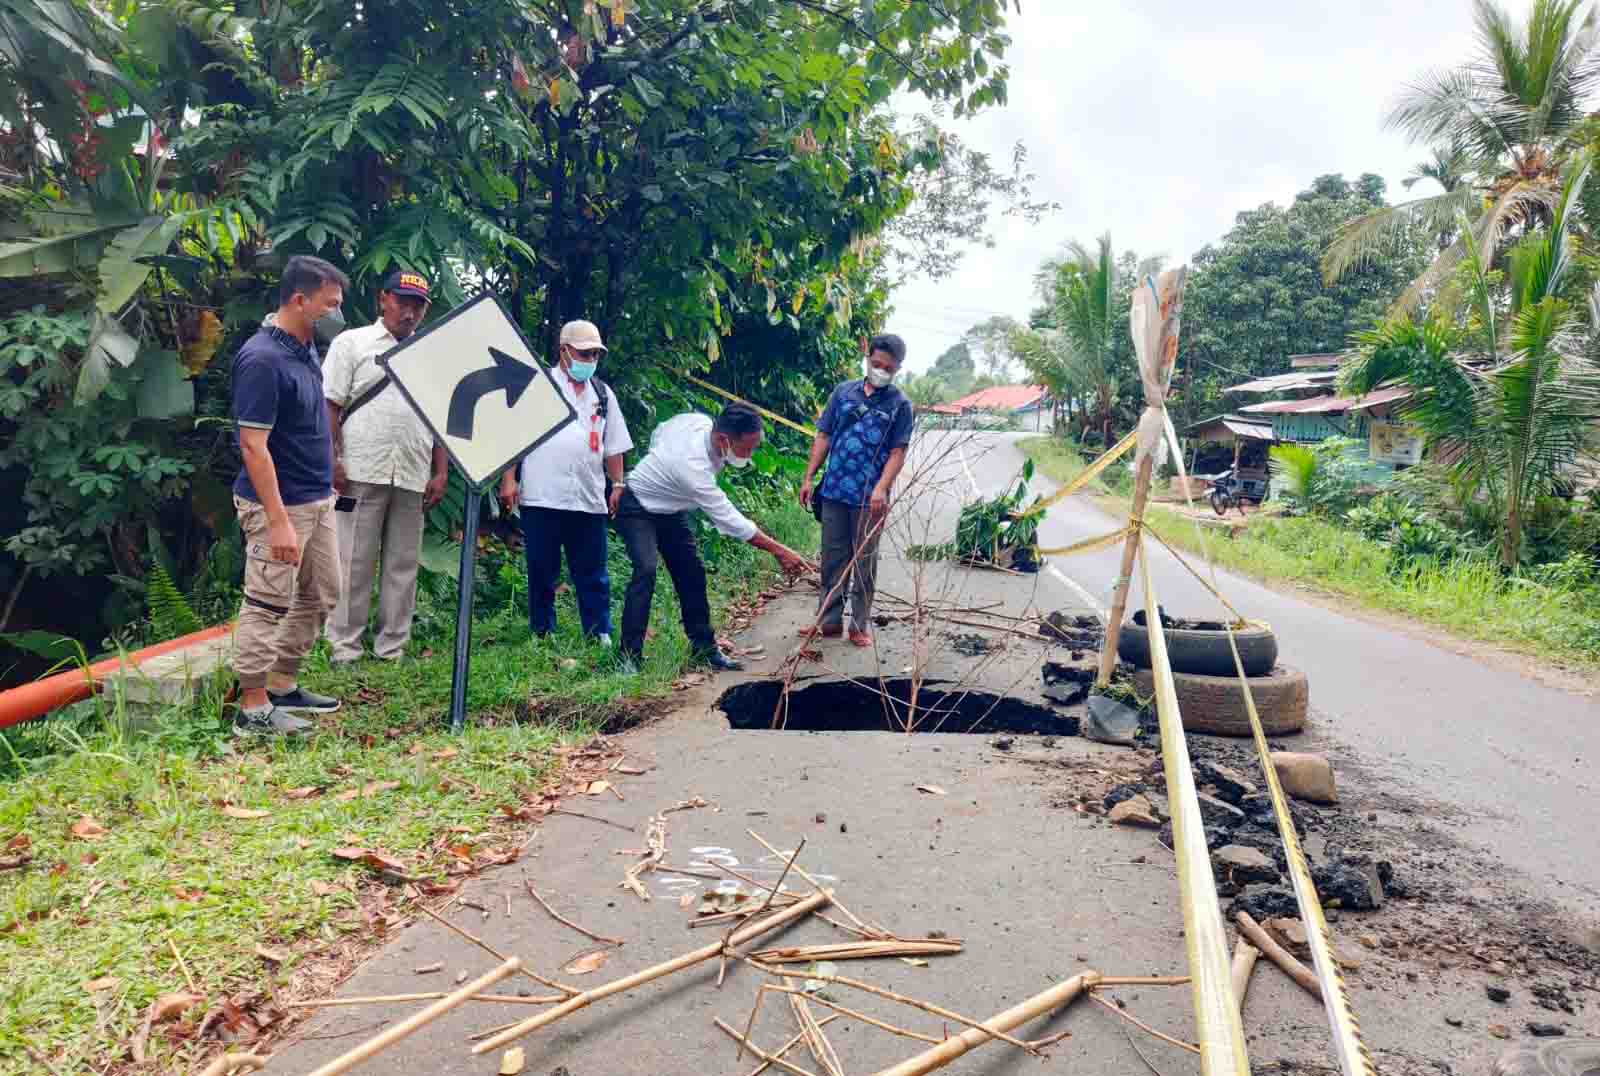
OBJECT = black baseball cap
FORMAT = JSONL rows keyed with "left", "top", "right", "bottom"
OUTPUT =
{"left": 383, "top": 269, "right": 431, "bottom": 300}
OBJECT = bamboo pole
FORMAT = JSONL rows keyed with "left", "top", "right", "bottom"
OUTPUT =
{"left": 304, "top": 958, "right": 520, "bottom": 1076}
{"left": 470, "top": 890, "right": 832, "bottom": 1055}
{"left": 1097, "top": 454, "right": 1154, "bottom": 686}
{"left": 1235, "top": 913, "right": 1321, "bottom": 1001}
{"left": 871, "top": 972, "right": 1099, "bottom": 1076}
{"left": 1230, "top": 940, "right": 1260, "bottom": 1014}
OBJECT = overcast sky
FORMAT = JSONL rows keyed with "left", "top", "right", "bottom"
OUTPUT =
{"left": 889, "top": 1, "right": 1529, "bottom": 374}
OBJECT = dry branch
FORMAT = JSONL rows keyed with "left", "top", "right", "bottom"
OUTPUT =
{"left": 715, "top": 1018, "right": 821, "bottom": 1076}
{"left": 870, "top": 972, "right": 1099, "bottom": 1076}
{"left": 765, "top": 985, "right": 940, "bottom": 1045}
{"left": 470, "top": 890, "right": 832, "bottom": 1055}
{"left": 747, "top": 961, "right": 1040, "bottom": 1056}
{"left": 194, "top": 1053, "right": 270, "bottom": 1076}
{"left": 304, "top": 958, "right": 520, "bottom": 1076}
{"left": 751, "top": 940, "right": 961, "bottom": 964}
{"left": 288, "top": 991, "right": 563, "bottom": 1008}
{"left": 744, "top": 1014, "right": 841, "bottom": 1076}
{"left": 414, "top": 902, "right": 579, "bottom": 997}
{"left": 1235, "top": 912, "right": 1321, "bottom": 1001}
{"left": 524, "top": 880, "right": 625, "bottom": 946}
{"left": 789, "top": 993, "right": 846, "bottom": 1076}
{"left": 1086, "top": 992, "right": 1199, "bottom": 1055}
{"left": 747, "top": 830, "right": 885, "bottom": 938}
{"left": 1230, "top": 940, "right": 1260, "bottom": 1013}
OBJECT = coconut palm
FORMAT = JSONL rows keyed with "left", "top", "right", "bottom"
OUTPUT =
{"left": 1014, "top": 234, "right": 1121, "bottom": 445}
{"left": 1340, "top": 152, "right": 1600, "bottom": 566}
{"left": 1322, "top": 0, "right": 1600, "bottom": 312}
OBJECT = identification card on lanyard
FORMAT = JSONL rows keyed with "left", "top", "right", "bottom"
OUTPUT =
{"left": 590, "top": 414, "right": 601, "bottom": 453}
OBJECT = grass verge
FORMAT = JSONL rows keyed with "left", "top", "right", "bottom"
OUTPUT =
{"left": 0, "top": 498, "right": 817, "bottom": 1074}
{"left": 1018, "top": 436, "right": 1600, "bottom": 671}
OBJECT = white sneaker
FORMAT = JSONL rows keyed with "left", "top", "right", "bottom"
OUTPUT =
{"left": 598, "top": 633, "right": 613, "bottom": 647}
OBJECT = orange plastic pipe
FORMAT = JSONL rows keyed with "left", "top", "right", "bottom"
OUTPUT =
{"left": 0, "top": 623, "right": 233, "bottom": 730}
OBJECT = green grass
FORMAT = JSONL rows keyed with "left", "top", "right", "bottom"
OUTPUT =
{"left": 1018, "top": 436, "right": 1600, "bottom": 671}
{"left": 0, "top": 498, "right": 818, "bottom": 1074}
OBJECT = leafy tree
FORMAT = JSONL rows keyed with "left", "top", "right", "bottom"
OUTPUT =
{"left": 899, "top": 372, "right": 949, "bottom": 405}
{"left": 1342, "top": 154, "right": 1600, "bottom": 567}
{"left": 961, "top": 314, "right": 1021, "bottom": 381}
{"left": 1323, "top": 0, "right": 1600, "bottom": 311}
{"left": 928, "top": 340, "right": 976, "bottom": 397}
{"left": 1182, "top": 174, "right": 1432, "bottom": 394}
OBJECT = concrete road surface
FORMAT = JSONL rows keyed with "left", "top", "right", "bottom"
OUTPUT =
{"left": 268, "top": 429, "right": 1599, "bottom": 1076}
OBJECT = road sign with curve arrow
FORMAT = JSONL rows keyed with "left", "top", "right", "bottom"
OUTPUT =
{"left": 374, "top": 291, "right": 577, "bottom": 732}
{"left": 379, "top": 293, "right": 576, "bottom": 489}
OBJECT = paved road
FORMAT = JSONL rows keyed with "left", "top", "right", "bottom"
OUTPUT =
{"left": 955, "top": 432, "right": 1600, "bottom": 923}
{"left": 268, "top": 428, "right": 1598, "bottom": 1076}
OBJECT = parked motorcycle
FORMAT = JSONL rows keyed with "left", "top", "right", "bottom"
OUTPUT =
{"left": 1208, "top": 467, "right": 1247, "bottom": 517}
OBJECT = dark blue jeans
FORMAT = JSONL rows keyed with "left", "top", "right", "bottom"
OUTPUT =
{"left": 520, "top": 507, "right": 612, "bottom": 638}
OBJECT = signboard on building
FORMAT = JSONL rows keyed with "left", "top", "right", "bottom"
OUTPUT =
{"left": 1369, "top": 419, "right": 1423, "bottom": 465}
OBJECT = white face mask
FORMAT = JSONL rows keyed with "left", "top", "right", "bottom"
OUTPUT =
{"left": 724, "top": 448, "right": 752, "bottom": 468}
{"left": 865, "top": 364, "right": 895, "bottom": 388}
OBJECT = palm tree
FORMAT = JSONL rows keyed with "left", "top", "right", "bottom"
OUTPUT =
{"left": 1341, "top": 153, "right": 1600, "bottom": 567}
{"left": 1323, "top": 0, "right": 1600, "bottom": 312}
{"left": 1401, "top": 143, "right": 1473, "bottom": 194}
{"left": 1027, "top": 234, "right": 1122, "bottom": 446}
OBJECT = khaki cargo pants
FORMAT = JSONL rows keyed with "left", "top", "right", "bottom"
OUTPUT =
{"left": 233, "top": 495, "right": 341, "bottom": 691}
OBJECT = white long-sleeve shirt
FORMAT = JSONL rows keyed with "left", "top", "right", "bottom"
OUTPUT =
{"left": 627, "top": 413, "right": 757, "bottom": 541}
{"left": 517, "top": 374, "right": 632, "bottom": 514}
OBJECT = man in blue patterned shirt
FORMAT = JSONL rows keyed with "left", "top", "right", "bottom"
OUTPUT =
{"left": 799, "top": 334, "right": 914, "bottom": 647}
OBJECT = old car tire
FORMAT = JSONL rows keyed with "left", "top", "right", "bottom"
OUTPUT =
{"left": 1130, "top": 664, "right": 1307, "bottom": 736}
{"left": 1491, "top": 1040, "right": 1600, "bottom": 1076}
{"left": 1118, "top": 618, "right": 1279, "bottom": 678}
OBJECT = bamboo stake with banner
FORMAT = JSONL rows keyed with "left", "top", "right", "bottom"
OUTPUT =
{"left": 1097, "top": 265, "right": 1188, "bottom": 686}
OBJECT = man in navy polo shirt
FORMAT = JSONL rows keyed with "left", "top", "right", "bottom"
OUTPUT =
{"left": 231, "top": 255, "right": 350, "bottom": 735}
{"left": 799, "top": 333, "right": 914, "bottom": 647}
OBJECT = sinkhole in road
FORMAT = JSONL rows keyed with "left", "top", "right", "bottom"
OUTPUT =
{"left": 716, "top": 678, "right": 1080, "bottom": 735}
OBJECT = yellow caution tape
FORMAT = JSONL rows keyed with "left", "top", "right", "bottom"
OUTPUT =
{"left": 1151, "top": 404, "right": 1376, "bottom": 1076}
{"left": 1033, "top": 526, "right": 1131, "bottom": 559}
{"left": 1222, "top": 628, "right": 1377, "bottom": 1076}
{"left": 1138, "top": 538, "right": 1252, "bottom": 1076}
{"left": 681, "top": 371, "right": 818, "bottom": 439}
{"left": 1023, "top": 427, "right": 1139, "bottom": 516}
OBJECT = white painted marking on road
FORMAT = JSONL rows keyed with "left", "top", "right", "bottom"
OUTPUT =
{"left": 1046, "top": 565, "right": 1108, "bottom": 623}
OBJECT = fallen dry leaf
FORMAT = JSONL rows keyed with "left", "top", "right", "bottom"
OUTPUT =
{"left": 150, "top": 991, "right": 203, "bottom": 1023}
{"left": 70, "top": 816, "right": 108, "bottom": 841}
{"left": 585, "top": 780, "right": 612, "bottom": 796}
{"left": 221, "top": 806, "right": 272, "bottom": 820}
{"left": 900, "top": 957, "right": 930, "bottom": 967}
{"left": 407, "top": 742, "right": 425, "bottom": 755}
{"left": 414, "top": 962, "right": 443, "bottom": 974}
{"left": 432, "top": 748, "right": 458, "bottom": 761}
{"left": 563, "top": 950, "right": 611, "bottom": 975}
{"left": 310, "top": 880, "right": 338, "bottom": 896}
{"left": 499, "top": 1046, "right": 526, "bottom": 1074}
{"left": 4, "top": 834, "right": 28, "bottom": 854}
{"left": 915, "top": 785, "right": 947, "bottom": 796}
{"left": 679, "top": 893, "right": 695, "bottom": 910}
{"left": 334, "top": 789, "right": 361, "bottom": 802}
{"left": 83, "top": 976, "right": 119, "bottom": 992}
{"left": 282, "top": 786, "right": 321, "bottom": 800}
{"left": 255, "top": 944, "right": 288, "bottom": 964}
{"left": 362, "top": 781, "right": 401, "bottom": 797}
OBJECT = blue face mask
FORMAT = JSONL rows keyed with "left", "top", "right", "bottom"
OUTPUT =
{"left": 567, "top": 358, "right": 597, "bottom": 382}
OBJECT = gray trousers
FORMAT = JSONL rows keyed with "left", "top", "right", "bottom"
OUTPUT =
{"left": 817, "top": 498, "right": 883, "bottom": 633}
{"left": 328, "top": 480, "right": 425, "bottom": 661}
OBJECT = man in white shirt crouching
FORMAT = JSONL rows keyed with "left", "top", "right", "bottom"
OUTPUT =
{"left": 498, "top": 319, "right": 632, "bottom": 645}
{"left": 613, "top": 403, "right": 813, "bottom": 671}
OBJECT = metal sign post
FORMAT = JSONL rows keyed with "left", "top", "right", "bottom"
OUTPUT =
{"left": 375, "top": 293, "right": 576, "bottom": 731}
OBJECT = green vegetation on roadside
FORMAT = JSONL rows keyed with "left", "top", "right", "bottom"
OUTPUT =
{"left": 0, "top": 498, "right": 816, "bottom": 1074}
{"left": 1019, "top": 437, "right": 1600, "bottom": 670}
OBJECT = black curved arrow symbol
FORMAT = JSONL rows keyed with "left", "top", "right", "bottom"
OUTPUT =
{"left": 446, "top": 347, "right": 538, "bottom": 440}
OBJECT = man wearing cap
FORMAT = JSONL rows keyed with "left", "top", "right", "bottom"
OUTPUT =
{"left": 322, "top": 269, "right": 448, "bottom": 664}
{"left": 498, "top": 319, "right": 631, "bottom": 646}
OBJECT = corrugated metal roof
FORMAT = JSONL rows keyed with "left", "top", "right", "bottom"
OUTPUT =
{"left": 1238, "top": 385, "right": 1412, "bottom": 414}
{"left": 948, "top": 384, "right": 1048, "bottom": 411}
{"left": 1224, "top": 420, "right": 1277, "bottom": 440}
{"left": 1225, "top": 371, "right": 1339, "bottom": 393}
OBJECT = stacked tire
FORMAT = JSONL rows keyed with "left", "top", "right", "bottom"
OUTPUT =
{"left": 1117, "top": 616, "right": 1307, "bottom": 736}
